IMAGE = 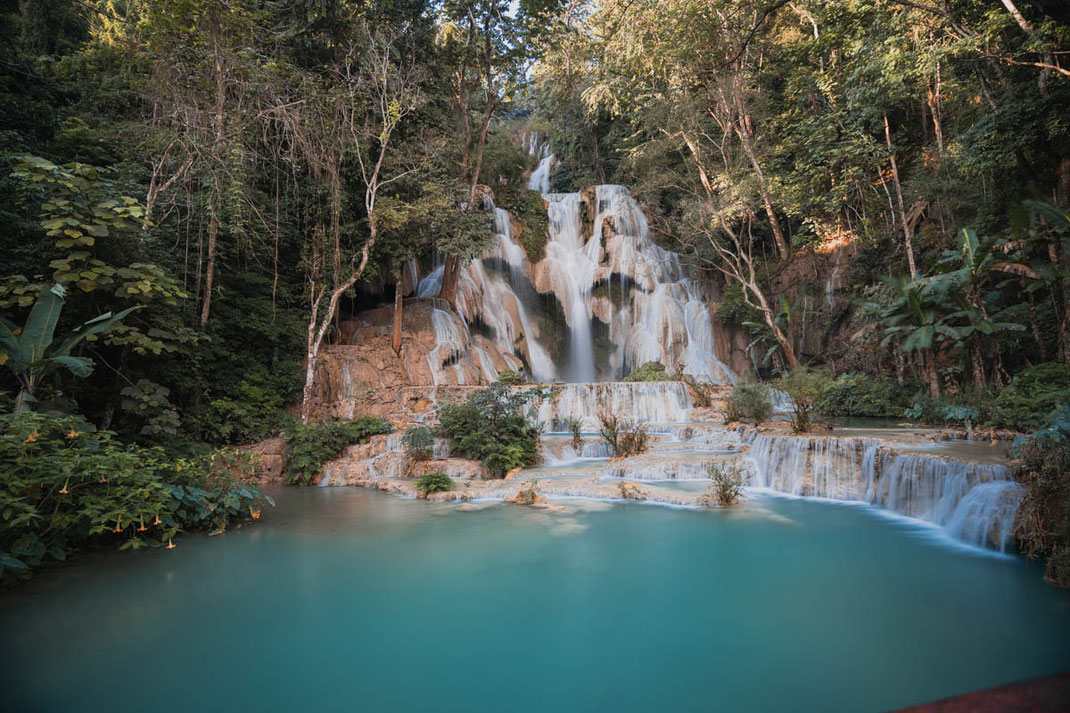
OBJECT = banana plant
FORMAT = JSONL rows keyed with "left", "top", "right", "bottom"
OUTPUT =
{"left": 0, "top": 284, "right": 138, "bottom": 413}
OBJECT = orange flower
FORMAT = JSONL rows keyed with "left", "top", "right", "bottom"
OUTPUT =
{"left": 98, "top": 476, "right": 108, "bottom": 483}
{"left": 58, "top": 478, "right": 70, "bottom": 495}
{"left": 137, "top": 520, "right": 148, "bottom": 532}
{"left": 24, "top": 430, "right": 39, "bottom": 443}
{"left": 153, "top": 514, "right": 162, "bottom": 526}
{"left": 165, "top": 539, "right": 176, "bottom": 549}
{"left": 250, "top": 507, "right": 261, "bottom": 520}
{"left": 112, "top": 521, "right": 122, "bottom": 533}
{"left": 66, "top": 428, "right": 79, "bottom": 438}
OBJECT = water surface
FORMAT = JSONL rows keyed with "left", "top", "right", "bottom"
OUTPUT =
{"left": 3, "top": 488, "right": 1069, "bottom": 712}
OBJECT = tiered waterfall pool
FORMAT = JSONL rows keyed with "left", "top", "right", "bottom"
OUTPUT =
{"left": 3, "top": 485, "right": 1070, "bottom": 712}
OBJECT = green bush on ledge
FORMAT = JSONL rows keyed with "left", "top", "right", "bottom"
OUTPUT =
{"left": 415, "top": 472, "right": 454, "bottom": 497}
{"left": 623, "top": 361, "right": 674, "bottom": 382}
{"left": 283, "top": 417, "right": 392, "bottom": 485}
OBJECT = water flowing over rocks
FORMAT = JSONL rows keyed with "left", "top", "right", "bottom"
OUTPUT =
{"left": 289, "top": 135, "right": 1026, "bottom": 555}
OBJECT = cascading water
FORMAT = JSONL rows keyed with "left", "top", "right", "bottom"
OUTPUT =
{"left": 544, "top": 192, "right": 599, "bottom": 381}
{"left": 739, "top": 431, "right": 1024, "bottom": 552}
{"left": 414, "top": 136, "right": 733, "bottom": 387}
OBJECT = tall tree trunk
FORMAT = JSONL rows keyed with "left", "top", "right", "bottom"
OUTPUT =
{"left": 885, "top": 115, "right": 917, "bottom": 278}
{"left": 925, "top": 349, "right": 941, "bottom": 397}
{"left": 734, "top": 97, "right": 789, "bottom": 260}
{"left": 200, "top": 198, "right": 217, "bottom": 329}
{"left": 1028, "top": 291, "right": 1048, "bottom": 361}
{"left": 201, "top": 11, "right": 226, "bottom": 329}
{"left": 439, "top": 255, "right": 463, "bottom": 305}
{"left": 392, "top": 270, "right": 404, "bottom": 356}
{"left": 467, "top": 100, "right": 495, "bottom": 208}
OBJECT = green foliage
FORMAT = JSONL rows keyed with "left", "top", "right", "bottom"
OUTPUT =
{"left": 120, "top": 379, "right": 180, "bottom": 436}
{"left": 414, "top": 471, "right": 454, "bottom": 497}
{"left": 778, "top": 368, "right": 823, "bottom": 433}
{"left": 622, "top": 361, "right": 673, "bottom": 382}
{"left": 995, "top": 363, "right": 1070, "bottom": 431}
{"left": 723, "top": 378, "right": 773, "bottom": 424}
{"left": 403, "top": 426, "right": 434, "bottom": 462}
{"left": 438, "top": 383, "right": 540, "bottom": 478}
{"left": 509, "top": 188, "right": 549, "bottom": 264}
{"left": 1014, "top": 406, "right": 1070, "bottom": 589}
{"left": 705, "top": 462, "right": 745, "bottom": 507}
{"left": 496, "top": 370, "right": 525, "bottom": 386}
{"left": 813, "top": 373, "right": 914, "bottom": 419}
{"left": 283, "top": 417, "right": 392, "bottom": 486}
{"left": 0, "top": 283, "right": 137, "bottom": 412}
{"left": 904, "top": 388, "right": 997, "bottom": 427}
{"left": 0, "top": 412, "right": 272, "bottom": 586}
{"left": 201, "top": 372, "right": 295, "bottom": 446}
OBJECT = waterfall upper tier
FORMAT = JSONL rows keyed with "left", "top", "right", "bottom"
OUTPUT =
{"left": 403, "top": 139, "right": 736, "bottom": 385}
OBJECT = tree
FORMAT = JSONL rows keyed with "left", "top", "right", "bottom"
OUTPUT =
{"left": 293, "top": 24, "right": 425, "bottom": 421}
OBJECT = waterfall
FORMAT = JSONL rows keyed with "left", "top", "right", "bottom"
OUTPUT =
{"left": 409, "top": 134, "right": 735, "bottom": 385}
{"left": 528, "top": 140, "right": 553, "bottom": 195}
{"left": 532, "top": 382, "right": 694, "bottom": 431}
{"left": 741, "top": 431, "right": 1024, "bottom": 552}
{"left": 545, "top": 192, "right": 599, "bottom": 381}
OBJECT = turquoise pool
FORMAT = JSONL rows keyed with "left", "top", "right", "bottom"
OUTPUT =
{"left": 3, "top": 487, "right": 1069, "bottom": 712}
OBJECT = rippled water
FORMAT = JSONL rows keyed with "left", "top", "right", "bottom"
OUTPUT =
{"left": 3, "top": 488, "right": 1069, "bottom": 712}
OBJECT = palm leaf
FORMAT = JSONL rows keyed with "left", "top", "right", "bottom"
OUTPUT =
{"left": 18, "top": 284, "right": 66, "bottom": 365}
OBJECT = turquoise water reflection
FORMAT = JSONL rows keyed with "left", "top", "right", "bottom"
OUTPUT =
{"left": 3, "top": 487, "right": 1069, "bottom": 712}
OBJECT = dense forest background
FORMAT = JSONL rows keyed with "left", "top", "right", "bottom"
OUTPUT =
{"left": 1, "top": 0, "right": 1069, "bottom": 448}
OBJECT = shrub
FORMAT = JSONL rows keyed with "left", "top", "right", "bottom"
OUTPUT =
{"left": 722, "top": 378, "right": 773, "bottom": 423}
{"left": 283, "top": 417, "right": 392, "bottom": 485}
{"left": 566, "top": 417, "right": 583, "bottom": 450}
{"left": 0, "top": 413, "right": 273, "bottom": 586}
{"left": 1014, "top": 405, "right": 1070, "bottom": 588}
{"left": 402, "top": 426, "right": 434, "bottom": 462}
{"left": 705, "top": 462, "right": 745, "bottom": 506}
{"left": 995, "top": 363, "right": 1070, "bottom": 431}
{"left": 199, "top": 370, "right": 297, "bottom": 446}
{"left": 514, "top": 480, "right": 540, "bottom": 505}
{"left": 623, "top": 361, "right": 673, "bottom": 382}
{"left": 497, "top": 370, "right": 525, "bottom": 386}
{"left": 415, "top": 472, "right": 454, "bottom": 497}
{"left": 682, "top": 375, "right": 718, "bottom": 407}
{"left": 778, "top": 368, "right": 823, "bottom": 433}
{"left": 438, "top": 383, "right": 539, "bottom": 478}
{"left": 905, "top": 387, "right": 997, "bottom": 427}
{"left": 598, "top": 412, "right": 649, "bottom": 457}
{"left": 813, "top": 373, "right": 913, "bottom": 419}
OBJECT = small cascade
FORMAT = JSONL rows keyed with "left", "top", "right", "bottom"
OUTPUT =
{"left": 541, "top": 438, "right": 611, "bottom": 465}
{"left": 425, "top": 308, "right": 470, "bottom": 385}
{"left": 740, "top": 431, "right": 1023, "bottom": 552}
{"left": 528, "top": 140, "right": 553, "bottom": 195}
{"left": 944, "top": 482, "right": 1026, "bottom": 552}
{"left": 532, "top": 382, "right": 694, "bottom": 431}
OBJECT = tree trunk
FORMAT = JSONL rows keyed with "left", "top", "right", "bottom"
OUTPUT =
{"left": 925, "top": 349, "right": 941, "bottom": 397}
{"left": 392, "top": 271, "right": 404, "bottom": 356}
{"left": 971, "top": 338, "right": 986, "bottom": 385}
{"left": 885, "top": 115, "right": 917, "bottom": 278}
{"left": 467, "top": 100, "right": 495, "bottom": 208}
{"left": 736, "top": 105, "right": 789, "bottom": 260}
{"left": 751, "top": 282, "right": 797, "bottom": 368}
{"left": 200, "top": 201, "right": 217, "bottom": 329}
{"left": 1057, "top": 156, "right": 1070, "bottom": 207}
{"left": 439, "top": 255, "right": 463, "bottom": 306}
{"left": 1028, "top": 291, "right": 1048, "bottom": 361}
